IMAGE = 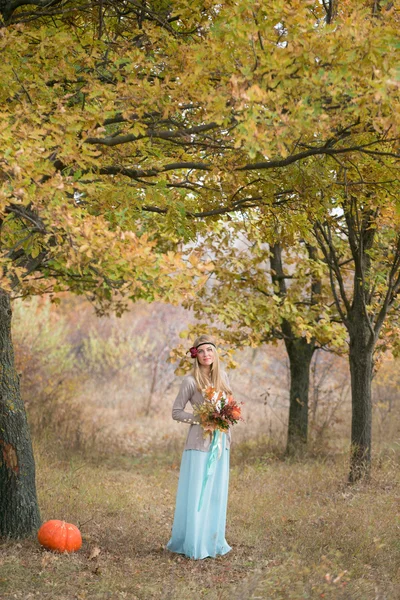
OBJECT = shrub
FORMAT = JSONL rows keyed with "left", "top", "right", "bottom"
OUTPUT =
{"left": 12, "top": 297, "right": 95, "bottom": 451}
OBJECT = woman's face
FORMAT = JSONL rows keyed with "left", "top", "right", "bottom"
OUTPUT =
{"left": 196, "top": 344, "right": 215, "bottom": 368}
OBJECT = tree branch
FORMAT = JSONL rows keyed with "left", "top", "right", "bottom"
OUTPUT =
{"left": 85, "top": 122, "right": 220, "bottom": 146}
{"left": 1, "top": 0, "right": 62, "bottom": 21}
{"left": 313, "top": 222, "right": 350, "bottom": 327}
{"left": 374, "top": 233, "right": 400, "bottom": 337}
{"left": 237, "top": 141, "right": 400, "bottom": 172}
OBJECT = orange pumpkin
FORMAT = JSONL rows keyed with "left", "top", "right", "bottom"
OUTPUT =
{"left": 38, "top": 520, "right": 82, "bottom": 553}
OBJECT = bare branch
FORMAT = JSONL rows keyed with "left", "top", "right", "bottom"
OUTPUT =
{"left": 313, "top": 222, "right": 350, "bottom": 327}
{"left": 374, "top": 233, "right": 400, "bottom": 337}
{"left": 306, "top": 243, "right": 321, "bottom": 306}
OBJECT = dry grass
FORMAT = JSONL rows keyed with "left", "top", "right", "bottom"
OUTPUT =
{"left": 5, "top": 295, "right": 400, "bottom": 598}
{"left": 1, "top": 441, "right": 399, "bottom": 600}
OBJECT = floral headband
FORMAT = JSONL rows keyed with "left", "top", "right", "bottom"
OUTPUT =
{"left": 188, "top": 341, "right": 216, "bottom": 358}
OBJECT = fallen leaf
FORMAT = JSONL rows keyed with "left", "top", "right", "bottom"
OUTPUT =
{"left": 88, "top": 546, "right": 101, "bottom": 560}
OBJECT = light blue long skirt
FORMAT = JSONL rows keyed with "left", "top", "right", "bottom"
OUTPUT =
{"left": 167, "top": 433, "right": 231, "bottom": 560}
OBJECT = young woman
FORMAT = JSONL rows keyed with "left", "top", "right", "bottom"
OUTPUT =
{"left": 166, "top": 335, "right": 232, "bottom": 560}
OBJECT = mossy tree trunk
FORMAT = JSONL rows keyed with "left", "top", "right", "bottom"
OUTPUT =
{"left": 0, "top": 289, "right": 41, "bottom": 537}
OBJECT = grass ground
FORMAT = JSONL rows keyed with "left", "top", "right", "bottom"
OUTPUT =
{"left": 1, "top": 441, "right": 399, "bottom": 600}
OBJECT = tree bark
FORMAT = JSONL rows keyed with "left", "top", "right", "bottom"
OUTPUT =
{"left": 348, "top": 308, "right": 374, "bottom": 482}
{"left": 324, "top": 0, "right": 338, "bottom": 24}
{"left": 0, "top": 290, "right": 41, "bottom": 537}
{"left": 270, "top": 243, "right": 318, "bottom": 455}
{"left": 345, "top": 205, "right": 376, "bottom": 481}
{"left": 285, "top": 337, "right": 315, "bottom": 455}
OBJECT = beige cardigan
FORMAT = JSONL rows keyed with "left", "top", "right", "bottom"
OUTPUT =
{"left": 172, "top": 374, "right": 231, "bottom": 451}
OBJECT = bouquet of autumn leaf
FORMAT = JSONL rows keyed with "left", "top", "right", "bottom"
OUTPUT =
{"left": 194, "top": 386, "right": 243, "bottom": 511}
{"left": 194, "top": 386, "right": 243, "bottom": 436}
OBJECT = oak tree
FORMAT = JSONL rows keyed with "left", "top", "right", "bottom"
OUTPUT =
{"left": 1, "top": 0, "right": 399, "bottom": 539}
{"left": 0, "top": 0, "right": 214, "bottom": 537}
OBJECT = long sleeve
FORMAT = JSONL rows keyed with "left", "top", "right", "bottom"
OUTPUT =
{"left": 222, "top": 370, "right": 231, "bottom": 393}
{"left": 172, "top": 376, "right": 200, "bottom": 425}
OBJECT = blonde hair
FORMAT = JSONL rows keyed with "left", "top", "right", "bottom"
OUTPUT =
{"left": 191, "top": 335, "right": 231, "bottom": 394}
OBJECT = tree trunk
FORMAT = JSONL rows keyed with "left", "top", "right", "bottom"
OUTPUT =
{"left": 325, "top": 0, "right": 338, "bottom": 24}
{"left": 269, "top": 243, "right": 318, "bottom": 455}
{"left": 0, "top": 290, "right": 41, "bottom": 537}
{"left": 285, "top": 337, "right": 315, "bottom": 455}
{"left": 348, "top": 318, "right": 373, "bottom": 482}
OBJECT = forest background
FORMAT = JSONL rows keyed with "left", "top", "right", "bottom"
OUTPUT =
{"left": 1, "top": 0, "right": 400, "bottom": 598}
{"left": 12, "top": 294, "right": 400, "bottom": 460}
{"left": 4, "top": 292, "right": 400, "bottom": 600}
